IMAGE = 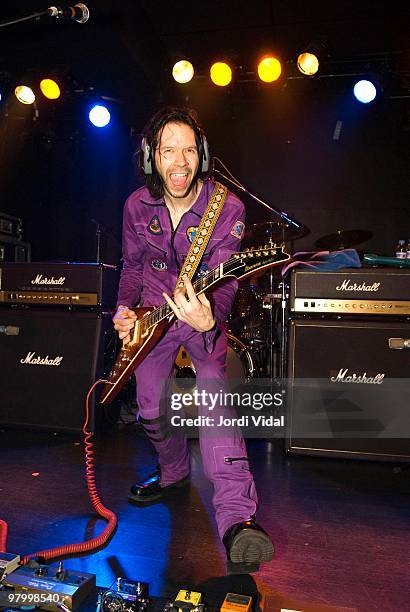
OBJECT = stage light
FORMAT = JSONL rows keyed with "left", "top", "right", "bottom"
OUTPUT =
{"left": 257, "top": 56, "right": 282, "bottom": 83}
{"left": 88, "top": 104, "right": 111, "bottom": 127}
{"left": 210, "top": 62, "right": 232, "bottom": 87}
{"left": 172, "top": 60, "right": 194, "bottom": 84}
{"left": 15, "top": 85, "right": 35, "bottom": 105}
{"left": 353, "top": 80, "right": 377, "bottom": 103}
{"left": 297, "top": 52, "right": 319, "bottom": 76}
{"left": 40, "top": 78, "right": 61, "bottom": 100}
{"left": 297, "top": 38, "right": 328, "bottom": 76}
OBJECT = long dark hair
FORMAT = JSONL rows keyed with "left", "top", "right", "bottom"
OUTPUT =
{"left": 138, "top": 106, "right": 209, "bottom": 199}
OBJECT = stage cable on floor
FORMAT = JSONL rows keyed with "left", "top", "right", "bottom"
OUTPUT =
{"left": 18, "top": 379, "right": 118, "bottom": 564}
{"left": 0, "top": 519, "right": 8, "bottom": 552}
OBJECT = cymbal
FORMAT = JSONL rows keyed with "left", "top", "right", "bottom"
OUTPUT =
{"left": 315, "top": 229, "right": 373, "bottom": 250}
{"left": 243, "top": 221, "right": 307, "bottom": 246}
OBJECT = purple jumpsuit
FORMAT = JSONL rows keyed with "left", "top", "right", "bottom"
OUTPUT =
{"left": 116, "top": 178, "right": 258, "bottom": 539}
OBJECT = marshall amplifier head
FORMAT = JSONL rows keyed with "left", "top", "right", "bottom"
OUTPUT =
{"left": 0, "top": 262, "right": 117, "bottom": 308}
{"left": 290, "top": 266, "right": 410, "bottom": 316}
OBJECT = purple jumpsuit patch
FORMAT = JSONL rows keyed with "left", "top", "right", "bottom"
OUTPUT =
{"left": 147, "top": 214, "right": 163, "bottom": 235}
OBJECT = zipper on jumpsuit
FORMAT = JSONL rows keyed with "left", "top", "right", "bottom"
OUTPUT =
{"left": 224, "top": 457, "right": 249, "bottom": 464}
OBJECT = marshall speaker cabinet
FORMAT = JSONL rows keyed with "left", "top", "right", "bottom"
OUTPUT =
{"left": 0, "top": 262, "right": 117, "bottom": 432}
{"left": 287, "top": 267, "right": 410, "bottom": 461}
{"left": 0, "top": 308, "right": 113, "bottom": 432}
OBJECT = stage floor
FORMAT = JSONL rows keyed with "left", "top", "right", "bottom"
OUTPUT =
{"left": 1, "top": 424, "right": 409, "bottom": 611}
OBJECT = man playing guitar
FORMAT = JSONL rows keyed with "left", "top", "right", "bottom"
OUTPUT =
{"left": 112, "top": 107, "right": 274, "bottom": 571}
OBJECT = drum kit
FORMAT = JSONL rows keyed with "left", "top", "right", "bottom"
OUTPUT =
{"left": 174, "top": 223, "right": 373, "bottom": 391}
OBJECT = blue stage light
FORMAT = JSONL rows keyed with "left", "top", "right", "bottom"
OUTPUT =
{"left": 353, "top": 80, "right": 377, "bottom": 104}
{"left": 88, "top": 104, "right": 111, "bottom": 127}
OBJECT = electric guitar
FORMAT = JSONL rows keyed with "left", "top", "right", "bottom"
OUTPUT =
{"left": 100, "top": 244, "right": 291, "bottom": 404}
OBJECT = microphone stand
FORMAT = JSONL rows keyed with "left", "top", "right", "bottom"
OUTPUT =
{"left": 212, "top": 167, "right": 303, "bottom": 390}
{"left": 91, "top": 218, "right": 116, "bottom": 264}
{"left": 212, "top": 167, "right": 302, "bottom": 232}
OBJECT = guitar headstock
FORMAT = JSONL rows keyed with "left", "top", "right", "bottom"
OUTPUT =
{"left": 224, "top": 244, "right": 291, "bottom": 280}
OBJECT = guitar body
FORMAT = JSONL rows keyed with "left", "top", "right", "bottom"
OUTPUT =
{"left": 100, "top": 308, "right": 172, "bottom": 405}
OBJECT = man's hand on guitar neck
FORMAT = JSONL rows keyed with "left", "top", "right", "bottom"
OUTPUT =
{"left": 163, "top": 277, "right": 216, "bottom": 333}
{"left": 113, "top": 305, "right": 138, "bottom": 345}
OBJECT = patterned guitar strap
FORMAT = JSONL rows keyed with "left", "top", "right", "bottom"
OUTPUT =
{"left": 137, "top": 183, "right": 228, "bottom": 444}
{"left": 175, "top": 181, "right": 228, "bottom": 289}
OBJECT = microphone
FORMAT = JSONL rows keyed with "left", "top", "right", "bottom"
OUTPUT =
{"left": 0, "top": 325, "right": 20, "bottom": 336}
{"left": 47, "top": 3, "right": 90, "bottom": 24}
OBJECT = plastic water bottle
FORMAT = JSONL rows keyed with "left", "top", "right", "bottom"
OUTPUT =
{"left": 396, "top": 240, "right": 406, "bottom": 259}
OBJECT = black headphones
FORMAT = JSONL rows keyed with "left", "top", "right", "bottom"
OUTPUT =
{"left": 141, "top": 130, "right": 210, "bottom": 175}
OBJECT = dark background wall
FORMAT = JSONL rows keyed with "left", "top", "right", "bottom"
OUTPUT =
{"left": 0, "top": 0, "right": 409, "bottom": 264}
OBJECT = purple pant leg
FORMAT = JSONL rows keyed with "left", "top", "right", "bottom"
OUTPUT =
{"left": 184, "top": 328, "right": 258, "bottom": 540}
{"left": 134, "top": 330, "right": 190, "bottom": 486}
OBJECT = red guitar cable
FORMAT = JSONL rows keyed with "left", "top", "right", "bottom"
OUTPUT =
{"left": 0, "top": 380, "right": 118, "bottom": 563}
{"left": 0, "top": 520, "right": 8, "bottom": 553}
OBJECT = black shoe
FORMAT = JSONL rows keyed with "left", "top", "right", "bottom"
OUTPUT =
{"left": 223, "top": 518, "right": 274, "bottom": 568}
{"left": 128, "top": 469, "right": 190, "bottom": 504}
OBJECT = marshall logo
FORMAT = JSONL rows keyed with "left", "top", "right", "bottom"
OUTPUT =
{"left": 330, "top": 368, "right": 385, "bottom": 384}
{"left": 335, "top": 279, "right": 380, "bottom": 292}
{"left": 20, "top": 352, "right": 63, "bottom": 366}
{"left": 31, "top": 274, "right": 66, "bottom": 285}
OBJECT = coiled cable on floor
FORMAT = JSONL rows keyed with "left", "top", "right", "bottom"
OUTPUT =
{"left": 0, "top": 519, "right": 8, "bottom": 552}
{"left": 21, "top": 379, "right": 117, "bottom": 563}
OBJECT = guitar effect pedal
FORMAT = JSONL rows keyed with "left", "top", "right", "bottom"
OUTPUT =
{"left": 220, "top": 592, "right": 252, "bottom": 611}
{"left": 1, "top": 560, "right": 95, "bottom": 611}
{"left": 98, "top": 577, "right": 149, "bottom": 611}
{"left": 163, "top": 589, "right": 205, "bottom": 611}
{"left": 0, "top": 553, "right": 20, "bottom": 581}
